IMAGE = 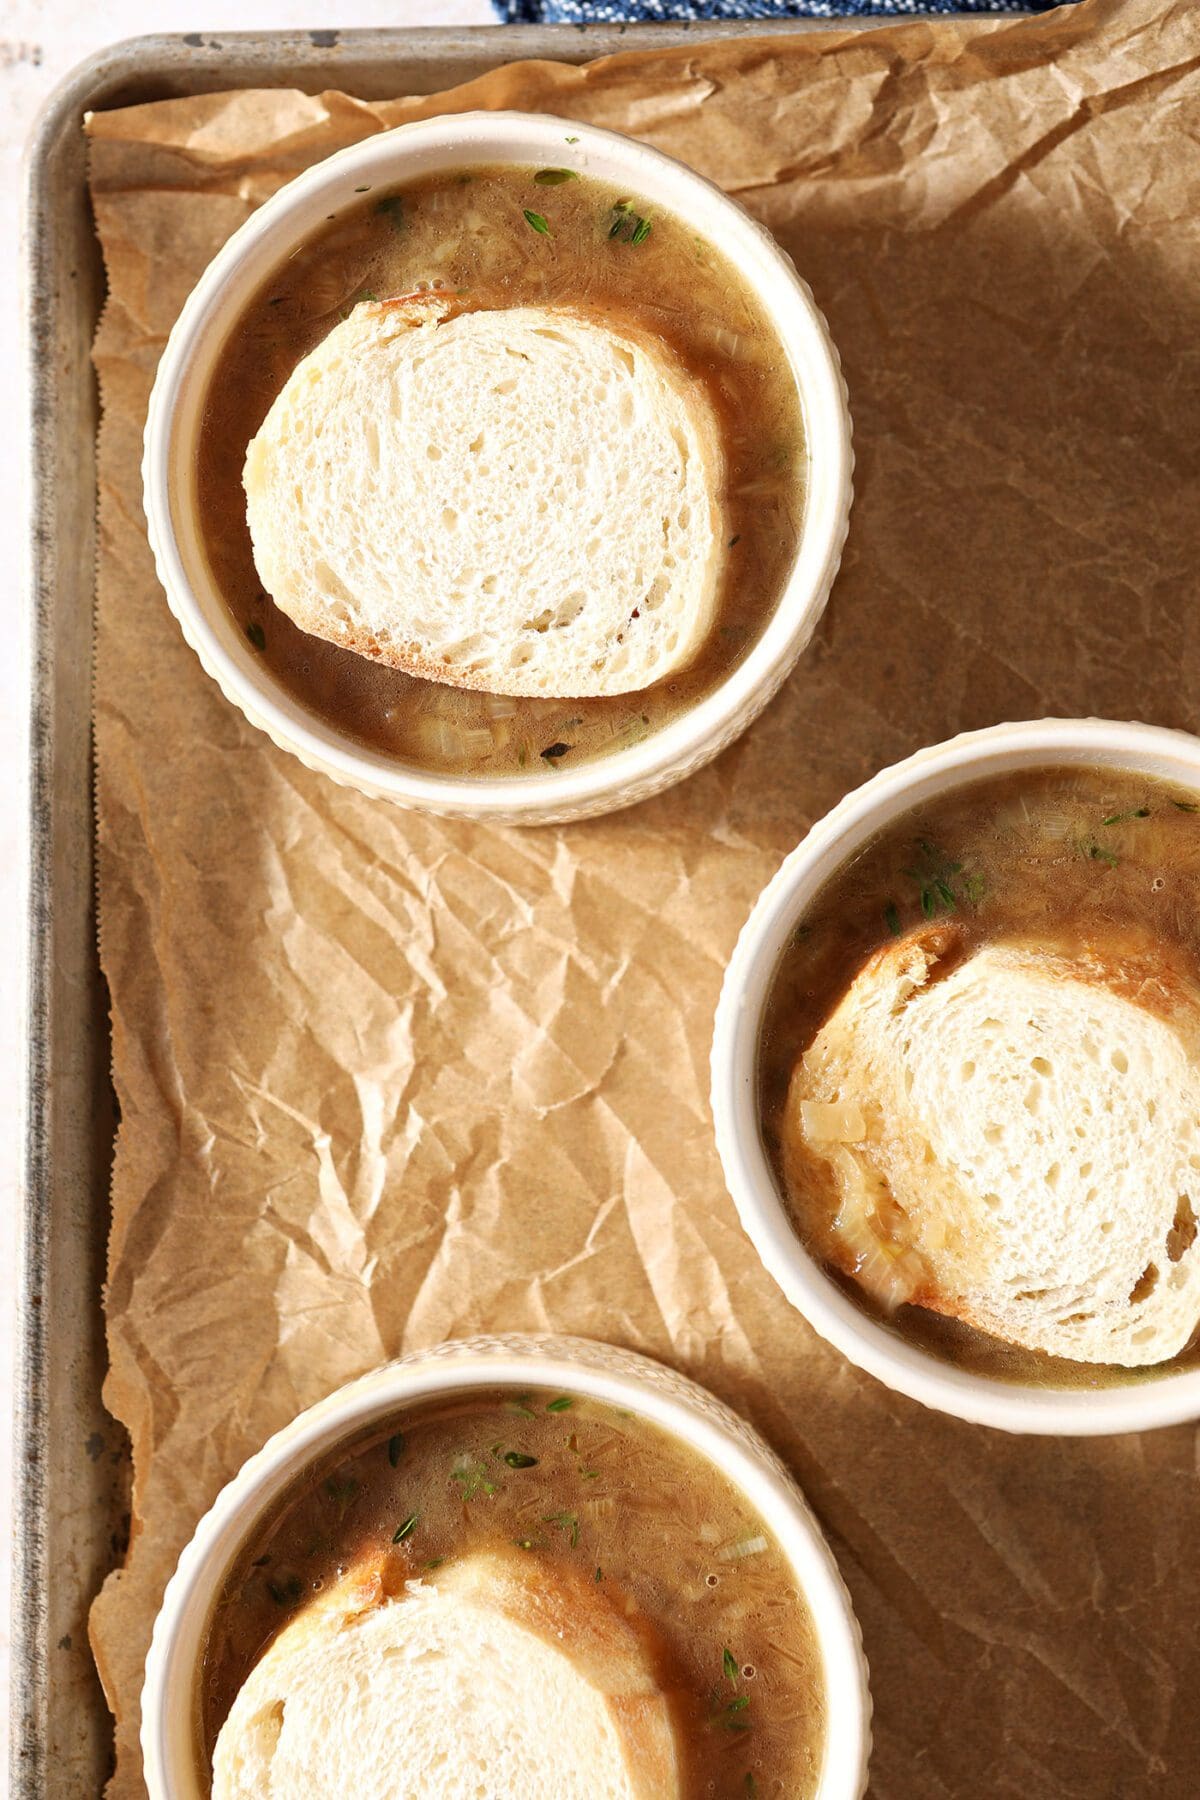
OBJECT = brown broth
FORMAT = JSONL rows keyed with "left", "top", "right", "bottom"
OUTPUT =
{"left": 195, "top": 164, "right": 806, "bottom": 777}
{"left": 199, "top": 1386, "right": 825, "bottom": 1798}
{"left": 758, "top": 765, "right": 1200, "bottom": 1386}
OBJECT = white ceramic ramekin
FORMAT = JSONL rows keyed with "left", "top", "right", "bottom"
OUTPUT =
{"left": 141, "top": 1334, "right": 870, "bottom": 1799}
{"left": 712, "top": 718, "right": 1200, "bottom": 1436}
{"left": 142, "top": 111, "right": 852, "bottom": 825}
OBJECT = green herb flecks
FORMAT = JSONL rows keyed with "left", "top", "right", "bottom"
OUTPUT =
{"left": 451, "top": 1457, "right": 497, "bottom": 1501}
{"left": 608, "top": 200, "right": 652, "bottom": 245}
{"left": 1172, "top": 798, "right": 1199, "bottom": 812}
{"left": 267, "top": 1574, "right": 303, "bottom": 1607}
{"left": 387, "top": 1432, "right": 406, "bottom": 1467}
{"left": 885, "top": 902, "right": 902, "bottom": 938}
{"left": 392, "top": 1512, "right": 420, "bottom": 1544}
{"left": 723, "top": 1647, "right": 740, "bottom": 1687}
{"left": 1102, "top": 807, "right": 1150, "bottom": 825}
{"left": 546, "top": 1396, "right": 573, "bottom": 1413}
{"left": 323, "top": 1475, "right": 358, "bottom": 1504}
{"left": 745, "top": 1775, "right": 759, "bottom": 1796}
{"left": 543, "top": 1510, "right": 580, "bottom": 1547}
{"left": 1086, "top": 841, "right": 1120, "bottom": 868}
{"left": 354, "top": 185, "right": 371, "bottom": 193}
{"left": 566, "top": 135, "right": 580, "bottom": 144}
{"left": 901, "top": 838, "right": 982, "bottom": 920}
{"left": 245, "top": 620, "right": 266, "bottom": 652}
{"left": 594, "top": 1565, "right": 603, "bottom": 1581}
{"left": 503, "top": 1450, "right": 539, "bottom": 1469}
{"left": 374, "top": 195, "right": 405, "bottom": 230}
{"left": 728, "top": 534, "right": 741, "bottom": 548}
{"left": 534, "top": 168, "right": 579, "bottom": 185}
{"left": 507, "top": 1393, "right": 536, "bottom": 1418}
{"left": 523, "top": 209, "right": 552, "bottom": 237}
{"left": 425, "top": 1557, "right": 445, "bottom": 1571}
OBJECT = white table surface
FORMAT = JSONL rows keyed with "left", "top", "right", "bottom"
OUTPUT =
{"left": 2, "top": 0, "right": 494, "bottom": 1773}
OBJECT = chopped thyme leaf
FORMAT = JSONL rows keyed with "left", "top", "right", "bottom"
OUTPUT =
{"left": 727, "top": 1696, "right": 750, "bottom": 1713}
{"left": 885, "top": 902, "right": 901, "bottom": 937}
{"left": 728, "top": 534, "right": 741, "bottom": 547}
{"left": 267, "top": 296, "right": 285, "bottom": 306}
{"left": 594, "top": 1565, "right": 603, "bottom": 1581}
{"left": 1102, "top": 807, "right": 1150, "bottom": 824}
{"left": 962, "top": 871, "right": 987, "bottom": 905}
{"left": 608, "top": 201, "right": 652, "bottom": 245}
{"left": 323, "top": 1475, "right": 358, "bottom": 1504}
{"left": 566, "top": 135, "right": 580, "bottom": 143}
{"left": 540, "top": 742, "right": 570, "bottom": 761}
{"left": 581, "top": 1468, "right": 600, "bottom": 1479}
{"left": 387, "top": 1432, "right": 406, "bottom": 1467}
{"left": 546, "top": 1396, "right": 573, "bottom": 1412}
{"left": 503, "top": 1450, "right": 539, "bottom": 1469}
{"left": 534, "top": 168, "right": 579, "bottom": 185}
{"left": 374, "top": 195, "right": 404, "bottom": 229}
{"left": 1087, "top": 841, "right": 1119, "bottom": 867}
{"left": 392, "top": 1512, "right": 419, "bottom": 1544}
{"left": 425, "top": 1557, "right": 445, "bottom": 1570}
{"left": 354, "top": 185, "right": 371, "bottom": 193}
{"left": 920, "top": 887, "right": 936, "bottom": 919}
{"left": 934, "top": 879, "right": 957, "bottom": 910}
{"left": 523, "top": 209, "right": 552, "bottom": 236}
{"left": 723, "top": 1647, "right": 740, "bottom": 1686}
{"left": 543, "top": 1510, "right": 580, "bottom": 1547}
{"left": 451, "top": 1457, "right": 497, "bottom": 1501}
{"left": 357, "top": 289, "right": 378, "bottom": 303}
{"left": 507, "top": 1394, "right": 536, "bottom": 1418}
{"left": 1172, "top": 798, "right": 1199, "bottom": 811}
{"left": 745, "top": 1778, "right": 758, "bottom": 1798}
{"left": 267, "top": 1575, "right": 302, "bottom": 1606}
{"left": 245, "top": 620, "right": 266, "bottom": 652}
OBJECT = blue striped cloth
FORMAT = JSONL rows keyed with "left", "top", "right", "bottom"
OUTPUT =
{"left": 497, "top": 0, "right": 1068, "bottom": 20}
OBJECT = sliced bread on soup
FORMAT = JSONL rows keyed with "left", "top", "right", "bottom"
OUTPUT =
{"left": 243, "top": 297, "right": 724, "bottom": 699}
{"left": 211, "top": 1547, "right": 682, "bottom": 1800}
{"left": 784, "top": 926, "right": 1200, "bottom": 1366}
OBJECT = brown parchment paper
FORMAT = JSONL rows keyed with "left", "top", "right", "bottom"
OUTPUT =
{"left": 87, "top": 2, "right": 1200, "bottom": 1793}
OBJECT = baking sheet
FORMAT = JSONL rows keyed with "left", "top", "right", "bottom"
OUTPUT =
{"left": 27, "top": 2, "right": 1200, "bottom": 1795}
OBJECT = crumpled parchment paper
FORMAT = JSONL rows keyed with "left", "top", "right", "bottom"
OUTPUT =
{"left": 86, "top": 1, "right": 1200, "bottom": 1792}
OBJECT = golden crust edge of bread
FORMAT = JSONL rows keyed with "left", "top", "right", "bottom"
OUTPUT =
{"left": 782, "top": 924, "right": 1200, "bottom": 1350}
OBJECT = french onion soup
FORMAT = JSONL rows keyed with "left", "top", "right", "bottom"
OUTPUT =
{"left": 199, "top": 1387, "right": 825, "bottom": 1798}
{"left": 195, "top": 162, "right": 806, "bottom": 775}
{"left": 759, "top": 766, "right": 1200, "bottom": 1382}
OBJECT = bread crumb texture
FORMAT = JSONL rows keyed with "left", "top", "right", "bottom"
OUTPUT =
{"left": 211, "top": 1548, "right": 682, "bottom": 1799}
{"left": 786, "top": 929, "right": 1200, "bottom": 1365}
{"left": 243, "top": 299, "right": 724, "bottom": 699}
